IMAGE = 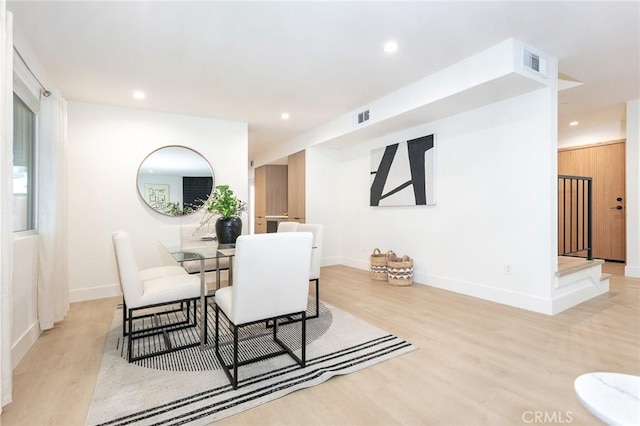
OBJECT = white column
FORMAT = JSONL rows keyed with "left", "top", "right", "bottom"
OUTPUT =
{"left": 0, "top": 2, "right": 13, "bottom": 409}
{"left": 625, "top": 99, "right": 640, "bottom": 278}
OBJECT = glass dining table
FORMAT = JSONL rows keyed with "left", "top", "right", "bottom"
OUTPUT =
{"left": 160, "top": 239, "right": 235, "bottom": 348}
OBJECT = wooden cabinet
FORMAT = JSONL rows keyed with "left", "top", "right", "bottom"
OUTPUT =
{"left": 255, "top": 220, "right": 267, "bottom": 234}
{"left": 254, "top": 151, "right": 305, "bottom": 233}
{"left": 287, "top": 150, "right": 305, "bottom": 222}
{"left": 254, "top": 164, "right": 288, "bottom": 233}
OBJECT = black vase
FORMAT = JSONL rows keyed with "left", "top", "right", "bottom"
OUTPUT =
{"left": 215, "top": 217, "right": 242, "bottom": 244}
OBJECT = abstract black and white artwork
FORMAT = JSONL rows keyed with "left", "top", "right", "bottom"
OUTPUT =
{"left": 370, "top": 134, "right": 436, "bottom": 206}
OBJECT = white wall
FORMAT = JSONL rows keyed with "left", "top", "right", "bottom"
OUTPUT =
{"left": 66, "top": 102, "right": 248, "bottom": 301}
{"left": 626, "top": 100, "right": 640, "bottom": 277}
{"left": 310, "top": 88, "right": 559, "bottom": 313}
{"left": 305, "top": 147, "right": 344, "bottom": 266}
{"left": 10, "top": 234, "right": 38, "bottom": 367}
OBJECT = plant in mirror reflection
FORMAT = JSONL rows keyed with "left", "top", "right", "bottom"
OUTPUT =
{"left": 195, "top": 185, "right": 247, "bottom": 235}
{"left": 165, "top": 202, "right": 195, "bottom": 216}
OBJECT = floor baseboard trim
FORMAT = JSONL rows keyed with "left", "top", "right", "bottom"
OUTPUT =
{"left": 624, "top": 265, "right": 640, "bottom": 278}
{"left": 69, "top": 284, "right": 121, "bottom": 303}
{"left": 11, "top": 321, "right": 41, "bottom": 369}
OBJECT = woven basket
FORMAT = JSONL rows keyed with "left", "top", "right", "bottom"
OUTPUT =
{"left": 370, "top": 248, "right": 394, "bottom": 281}
{"left": 387, "top": 254, "right": 414, "bottom": 286}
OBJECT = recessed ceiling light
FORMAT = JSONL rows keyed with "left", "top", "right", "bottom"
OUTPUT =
{"left": 569, "top": 121, "right": 579, "bottom": 126}
{"left": 132, "top": 90, "right": 146, "bottom": 100}
{"left": 384, "top": 40, "right": 398, "bottom": 54}
{"left": 281, "top": 112, "right": 290, "bottom": 120}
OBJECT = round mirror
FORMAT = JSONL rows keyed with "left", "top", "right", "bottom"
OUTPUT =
{"left": 137, "top": 146, "right": 214, "bottom": 216}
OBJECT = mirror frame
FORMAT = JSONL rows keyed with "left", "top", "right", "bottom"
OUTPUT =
{"left": 136, "top": 145, "right": 214, "bottom": 216}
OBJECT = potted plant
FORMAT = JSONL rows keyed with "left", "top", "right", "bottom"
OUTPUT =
{"left": 200, "top": 184, "right": 247, "bottom": 244}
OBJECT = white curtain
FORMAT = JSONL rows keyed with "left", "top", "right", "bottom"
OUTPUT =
{"left": 37, "top": 89, "right": 69, "bottom": 330}
{"left": 0, "top": 2, "right": 13, "bottom": 409}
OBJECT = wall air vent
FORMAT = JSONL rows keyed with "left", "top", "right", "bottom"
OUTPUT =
{"left": 522, "top": 47, "right": 547, "bottom": 78}
{"left": 357, "top": 109, "right": 370, "bottom": 124}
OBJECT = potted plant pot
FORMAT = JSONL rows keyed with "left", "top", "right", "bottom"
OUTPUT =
{"left": 196, "top": 184, "right": 247, "bottom": 243}
{"left": 216, "top": 216, "right": 242, "bottom": 244}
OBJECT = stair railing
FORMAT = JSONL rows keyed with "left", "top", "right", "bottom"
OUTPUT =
{"left": 558, "top": 175, "right": 593, "bottom": 260}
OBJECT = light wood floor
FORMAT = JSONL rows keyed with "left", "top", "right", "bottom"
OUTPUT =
{"left": 1, "top": 264, "right": 638, "bottom": 425}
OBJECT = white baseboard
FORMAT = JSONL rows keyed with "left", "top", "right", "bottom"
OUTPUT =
{"left": 338, "top": 256, "right": 615, "bottom": 315}
{"left": 625, "top": 265, "right": 640, "bottom": 278}
{"left": 11, "top": 321, "right": 40, "bottom": 369}
{"left": 551, "top": 278, "right": 609, "bottom": 315}
{"left": 340, "top": 258, "right": 369, "bottom": 271}
{"left": 69, "top": 283, "right": 121, "bottom": 303}
{"left": 418, "top": 271, "right": 553, "bottom": 314}
{"left": 339, "top": 256, "right": 552, "bottom": 313}
{"left": 320, "top": 256, "right": 342, "bottom": 267}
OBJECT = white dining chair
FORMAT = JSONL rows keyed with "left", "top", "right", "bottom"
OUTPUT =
{"left": 277, "top": 221, "right": 300, "bottom": 232}
{"left": 214, "top": 232, "right": 313, "bottom": 389}
{"left": 112, "top": 230, "right": 201, "bottom": 362}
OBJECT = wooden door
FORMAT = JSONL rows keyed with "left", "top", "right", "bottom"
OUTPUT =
{"left": 558, "top": 140, "right": 626, "bottom": 261}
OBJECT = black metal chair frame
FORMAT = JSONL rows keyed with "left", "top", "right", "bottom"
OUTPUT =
{"left": 122, "top": 299, "right": 195, "bottom": 336}
{"left": 214, "top": 304, "right": 307, "bottom": 389}
{"left": 268, "top": 278, "right": 320, "bottom": 328}
{"left": 124, "top": 296, "right": 200, "bottom": 362}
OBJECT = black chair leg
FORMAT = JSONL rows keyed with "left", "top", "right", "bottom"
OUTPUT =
{"left": 310, "top": 278, "right": 320, "bottom": 319}
{"left": 301, "top": 310, "right": 306, "bottom": 366}
{"left": 215, "top": 307, "right": 241, "bottom": 390}
{"left": 232, "top": 325, "right": 239, "bottom": 389}
{"left": 122, "top": 298, "right": 127, "bottom": 337}
{"left": 127, "top": 307, "right": 134, "bottom": 362}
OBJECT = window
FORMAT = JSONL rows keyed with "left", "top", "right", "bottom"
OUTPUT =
{"left": 13, "top": 94, "right": 36, "bottom": 232}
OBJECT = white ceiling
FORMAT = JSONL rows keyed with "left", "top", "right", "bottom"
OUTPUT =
{"left": 7, "top": 1, "right": 639, "bottom": 160}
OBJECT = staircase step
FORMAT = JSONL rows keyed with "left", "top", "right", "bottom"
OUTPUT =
{"left": 600, "top": 273, "right": 612, "bottom": 282}
{"left": 557, "top": 256, "right": 604, "bottom": 277}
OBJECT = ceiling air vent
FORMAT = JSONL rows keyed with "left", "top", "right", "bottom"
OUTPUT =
{"left": 357, "top": 109, "right": 370, "bottom": 124}
{"left": 522, "top": 47, "right": 547, "bottom": 78}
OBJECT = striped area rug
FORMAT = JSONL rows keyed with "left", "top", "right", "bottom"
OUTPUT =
{"left": 86, "top": 300, "right": 417, "bottom": 425}
{"left": 120, "top": 299, "right": 334, "bottom": 371}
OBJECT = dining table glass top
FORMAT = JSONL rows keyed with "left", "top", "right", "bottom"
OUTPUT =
{"left": 160, "top": 240, "right": 236, "bottom": 263}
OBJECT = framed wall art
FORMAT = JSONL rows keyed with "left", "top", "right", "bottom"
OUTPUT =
{"left": 144, "top": 183, "right": 170, "bottom": 212}
{"left": 370, "top": 134, "right": 436, "bottom": 206}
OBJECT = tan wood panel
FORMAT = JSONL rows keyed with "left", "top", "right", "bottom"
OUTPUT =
{"left": 254, "top": 165, "right": 266, "bottom": 218}
{"left": 2, "top": 266, "right": 638, "bottom": 425}
{"left": 287, "top": 150, "right": 305, "bottom": 221}
{"left": 599, "top": 142, "right": 626, "bottom": 260}
{"left": 265, "top": 165, "right": 288, "bottom": 216}
{"left": 255, "top": 165, "right": 288, "bottom": 230}
{"left": 558, "top": 141, "right": 625, "bottom": 261}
